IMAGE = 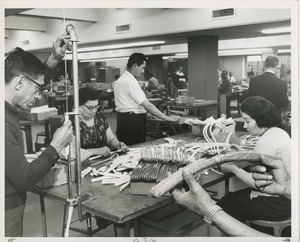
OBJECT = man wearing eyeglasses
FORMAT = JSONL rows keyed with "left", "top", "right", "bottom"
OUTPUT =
{"left": 5, "top": 35, "right": 74, "bottom": 237}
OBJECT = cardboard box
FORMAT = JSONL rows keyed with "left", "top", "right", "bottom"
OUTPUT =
{"left": 36, "top": 161, "right": 76, "bottom": 188}
{"left": 19, "top": 109, "right": 58, "bottom": 121}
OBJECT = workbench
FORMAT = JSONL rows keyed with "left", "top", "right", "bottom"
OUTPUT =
{"left": 159, "top": 100, "right": 219, "bottom": 119}
{"left": 31, "top": 133, "right": 234, "bottom": 237}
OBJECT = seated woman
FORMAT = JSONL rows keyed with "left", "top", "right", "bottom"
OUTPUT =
{"left": 70, "top": 86, "right": 127, "bottom": 161}
{"left": 70, "top": 86, "right": 128, "bottom": 229}
{"left": 215, "top": 96, "right": 291, "bottom": 233}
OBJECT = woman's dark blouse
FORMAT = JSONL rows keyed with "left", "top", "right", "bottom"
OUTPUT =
{"left": 80, "top": 109, "right": 109, "bottom": 149}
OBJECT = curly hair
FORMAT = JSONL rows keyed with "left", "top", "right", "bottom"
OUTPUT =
{"left": 240, "top": 96, "right": 281, "bottom": 128}
{"left": 79, "top": 87, "right": 99, "bottom": 106}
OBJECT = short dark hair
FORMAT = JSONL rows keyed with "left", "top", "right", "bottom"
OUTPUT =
{"left": 148, "top": 72, "right": 153, "bottom": 79}
{"left": 248, "top": 71, "right": 254, "bottom": 77}
{"left": 5, "top": 47, "right": 45, "bottom": 84}
{"left": 79, "top": 87, "right": 99, "bottom": 106}
{"left": 240, "top": 96, "right": 281, "bottom": 128}
{"left": 127, "top": 53, "right": 147, "bottom": 68}
{"left": 264, "top": 56, "right": 279, "bottom": 68}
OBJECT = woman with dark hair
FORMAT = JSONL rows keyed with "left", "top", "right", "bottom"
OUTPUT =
{"left": 212, "top": 96, "right": 291, "bottom": 234}
{"left": 70, "top": 86, "right": 127, "bottom": 161}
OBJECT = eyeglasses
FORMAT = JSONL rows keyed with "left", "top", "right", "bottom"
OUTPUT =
{"left": 20, "top": 75, "right": 46, "bottom": 95}
{"left": 83, "top": 104, "right": 100, "bottom": 112}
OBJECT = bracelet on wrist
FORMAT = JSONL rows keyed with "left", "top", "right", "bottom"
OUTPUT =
{"left": 204, "top": 205, "right": 223, "bottom": 225}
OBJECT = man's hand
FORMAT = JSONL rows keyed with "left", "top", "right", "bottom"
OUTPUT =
{"left": 46, "top": 34, "right": 71, "bottom": 70}
{"left": 171, "top": 168, "right": 216, "bottom": 216}
{"left": 250, "top": 154, "right": 291, "bottom": 198}
{"left": 50, "top": 121, "right": 73, "bottom": 154}
{"left": 52, "top": 34, "right": 71, "bottom": 60}
{"left": 167, "top": 115, "right": 181, "bottom": 123}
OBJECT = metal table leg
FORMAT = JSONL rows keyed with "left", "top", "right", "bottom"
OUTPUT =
{"left": 39, "top": 195, "right": 48, "bottom": 237}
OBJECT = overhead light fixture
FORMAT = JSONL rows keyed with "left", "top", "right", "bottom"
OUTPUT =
{"left": 277, "top": 49, "right": 291, "bottom": 53}
{"left": 247, "top": 55, "right": 262, "bottom": 62}
{"left": 80, "top": 57, "right": 129, "bottom": 63}
{"left": 175, "top": 53, "right": 188, "bottom": 56}
{"left": 218, "top": 48, "right": 272, "bottom": 56}
{"left": 261, "top": 27, "right": 291, "bottom": 34}
{"left": 77, "top": 41, "right": 165, "bottom": 53}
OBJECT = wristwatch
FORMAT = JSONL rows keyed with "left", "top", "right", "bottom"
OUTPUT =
{"left": 204, "top": 205, "right": 223, "bottom": 225}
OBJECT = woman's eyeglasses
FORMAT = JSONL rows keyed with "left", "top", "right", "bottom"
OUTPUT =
{"left": 84, "top": 105, "right": 100, "bottom": 111}
{"left": 20, "top": 75, "right": 46, "bottom": 95}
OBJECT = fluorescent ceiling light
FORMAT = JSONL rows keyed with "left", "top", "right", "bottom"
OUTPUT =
{"left": 80, "top": 57, "right": 129, "bottom": 62}
{"left": 218, "top": 48, "right": 272, "bottom": 56}
{"left": 247, "top": 55, "right": 262, "bottom": 62}
{"left": 277, "top": 49, "right": 291, "bottom": 53}
{"left": 77, "top": 41, "right": 165, "bottom": 53}
{"left": 175, "top": 53, "right": 188, "bottom": 56}
{"left": 261, "top": 27, "right": 291, "bottom": 34}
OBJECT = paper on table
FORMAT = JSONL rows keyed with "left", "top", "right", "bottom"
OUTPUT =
{"left": 30, "top": 105, "right": 57, "bottom": 113}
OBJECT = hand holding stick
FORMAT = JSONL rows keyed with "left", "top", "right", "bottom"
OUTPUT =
{"left": 149, "top": 152, "right": 281, "bottom": 198}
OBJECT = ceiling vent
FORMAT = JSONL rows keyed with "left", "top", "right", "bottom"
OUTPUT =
{"left": 116, "top": 23, "right": 131, "bottom": 34}
{"left": 22, "top": 40, "right": 30, "bottom": 46}
{"left": 153, "top": 46, "right": 161, "bottom": 50}
{"left": 212, "top": 8, "right": 235, "bottom": 19}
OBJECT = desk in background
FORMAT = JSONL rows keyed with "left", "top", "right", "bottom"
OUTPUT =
{"left": 31, "top": 132, "right": 233, "bottom": 237}
{"left": 20, "top": 119, "right": 50, "bottom": 154}
{"left": 159, "top": 100, "right": 219, "bottom": 119}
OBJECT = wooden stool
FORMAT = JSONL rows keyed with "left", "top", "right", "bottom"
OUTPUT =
{"left": 248, "top": 218, "right": 291, "bottom": 237}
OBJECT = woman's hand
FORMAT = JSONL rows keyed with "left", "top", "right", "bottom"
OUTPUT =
{"left": 118, "top": 142, "right": 128, "bottom": 152}
{"left": 97, "top": 146, "right": 112, "bottom": 157}
{"left": 230, "top": 144, "right": 246, "bottom": 152}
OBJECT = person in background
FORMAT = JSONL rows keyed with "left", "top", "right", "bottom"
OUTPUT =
{"left": 218, "top": 70, "right": 232, "bottom": 117}
{"left": 241, "top": 71, "right": 254, "bottom": 88}
{"left": 114, "top": 74, "right": 120, "bottom": 80}
{"left": 247, "top": 56, "right": 289, "bottom": 113}
{"left": 228, "top": 72, "right": 236, "bottom": 84}
{"left": 175, "top": 66, "right": 187, "bottom": 89}
{"left": 284, "top": 70, "right": 291, "bottom": 97}
{"left": 70, "top": 87, "right": 128, "bottom": 161}
{"left": 171, "top": 153, "right": 291, "bottom": 237}
{"left": 214, "top": 96, "right": 291, "bottom": 235}
{"left": 176, "top": 66, "right": 184, "bottom": 76}
{"left": 114, "top": 53, "right": 181, "bottom": 145}
{"left": 147, "top": 72, "right": 159, "bottom": 92}
{"left": 5, "top": 35, "right": 73, "bottom": 237}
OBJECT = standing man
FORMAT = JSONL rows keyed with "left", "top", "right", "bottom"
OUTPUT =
{"left": 5, "top": 36, "right": 74, "bottom": 237}
{"left": 247, "top": 56, "right": 289, "bottom": 112}
{"left": 114, "top": 53, "right": 181, "bottom": 145}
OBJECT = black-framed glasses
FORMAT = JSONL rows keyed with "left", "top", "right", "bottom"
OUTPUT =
{"left": 20, "top": 75, "right": 46, "bottom": 95}
{"left": 83, "top": 104, "right": 100, "bottom": 112}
